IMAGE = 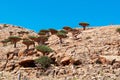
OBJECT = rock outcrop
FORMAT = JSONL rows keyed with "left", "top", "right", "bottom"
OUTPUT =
{"left": 0, "top": 24, "right": 120, "bottom": 80}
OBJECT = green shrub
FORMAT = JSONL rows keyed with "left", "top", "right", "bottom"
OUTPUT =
{"left": 29, "top": 36, "right": 38, "bottom": 40}
{"left": 34, "top": 56, "right": 52, "bottom": 69}
{"left": 59, "top": 30, "right": 68, "bottom": 34}
{"left": 35, "top": 45, "right": 53, "bottom": 55}
{"left": 57, "top": 31, "right": 67, "bottom": 38}
{"left": 116, "top": 28, "right": 120, "bottom": 33}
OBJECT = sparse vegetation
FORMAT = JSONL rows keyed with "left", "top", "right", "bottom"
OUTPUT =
{"left": 59, "top": 30, "right": 68, "bottom": 34}
{"left": 34, "top": 56, "right": 52, "bottom": 69}
{"left": 39, "top": 29, "right": 50, "bottom": 37}
{"left": 22, "top": 38, "right": 35, "bottom": 50}
{"left": 8, "top": 36, "right": 21, "bottom": 48}
{"left": 79, "top": 22, "right": 89, "bottom": 30}
{"left": 1, "top": 39, "right": 10, "bottom": 46}
{"left": 29, "top": 36, "right": 38, "bottom": 41}
{"left": 29, "top": 36, "right": 48, "bottom": 45}
{"left": 1, "top": 23, "right": 120, "bottom": 79}
{"left": 35, "top": 45, "right": 53, "bottom": 55}
{"left": 57, "top": 31, "right": 67, "bottom": 45}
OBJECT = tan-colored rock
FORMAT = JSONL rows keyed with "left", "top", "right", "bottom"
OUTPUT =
{"left": 60, "top": 56, "right": 71, "bottom": 65}
{"left": 0, "top": 24, "right": 120, "bottom": 79}
{"left": 100, "top": 55, "right": 120, "bottom": 62}
{"left": 95, "top": 56, "right": 108, "bottom": 64}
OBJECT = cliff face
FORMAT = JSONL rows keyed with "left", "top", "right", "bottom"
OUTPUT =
{"left": 0, "top": 24, "right": 120, "bottom": 80}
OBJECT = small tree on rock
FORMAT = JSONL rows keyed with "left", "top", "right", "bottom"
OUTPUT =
{"left": 29, "top": 36, "right": 48, "bottom": 45}
{"left": 22, "top": 39, "right": 35, "bottom": 50}
{"left": 39, "top": 29, "right": 50, "bottom": 37}
{"left": 79, "top": 22, "right": 89, "bottom": 30}
{"left": 29, "top": 36, "right": 38, "bottom": 41}
{"left": 57, "top": 31, "right": 67, "bottom": 44}
{"left": 8, "top": 36, "right": 21, "bottom": 48}
{"left": 35, "top": 45, "right": 53, "bottom": 55}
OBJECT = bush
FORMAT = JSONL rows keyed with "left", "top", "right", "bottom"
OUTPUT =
{"left": 116, "top": 28, "right": 120, "bottom": 33}
{"left": 29, "top": 36, "right": 38, "bottom": 40}
{"left": 34, "top": 56, "right": 52, "bottom": 69}
{"left": 59, "top": 30, "right": 68, "bottom": 34}
{"left": 57, "top": 31, "right": 67, "bottom": 38}
{"left": 35, "top": 45, "right": 53, "bottom": 55}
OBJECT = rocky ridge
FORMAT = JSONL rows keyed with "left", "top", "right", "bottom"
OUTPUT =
{"left": 0, "top": 24, "right": 120, "bottom": 80}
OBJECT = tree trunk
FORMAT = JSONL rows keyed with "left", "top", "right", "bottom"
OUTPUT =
{"left": 27, "top": 45, "right": 29, "bottom": 50}
{"left": 83, "top": 26, "right": 86, "bottom": 30}
{"left": 14, "top": 42, "right": 17, "bottom": 48}
{"left": 59, "top": 38, "right": 62, "bottom": 48}
{"left": 33, "top": 43, "right": 35, "bottom": 48}
{"left": 60, "top": 38, "right": 62, "bottom": 44}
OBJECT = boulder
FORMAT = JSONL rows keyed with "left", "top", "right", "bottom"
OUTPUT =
{"left": 60, "top": 56, "right": 71, "bottom": 65}
{"left": 100, "top": 55, "right": 120, "bottom": 61}
{"left": 19, "top": 59, "right": 36, "bottom": 67}
{"left": 96, "top": 56, "right": 108, "bottom": 64}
